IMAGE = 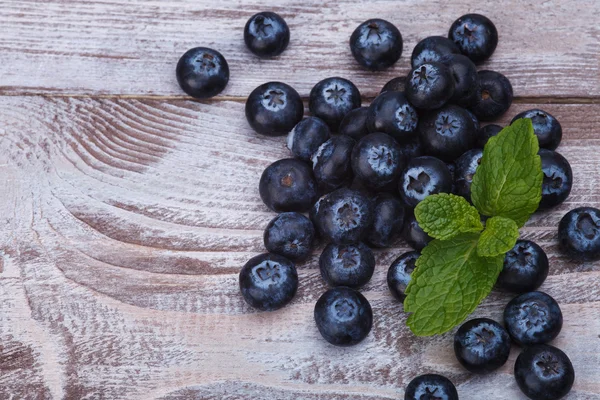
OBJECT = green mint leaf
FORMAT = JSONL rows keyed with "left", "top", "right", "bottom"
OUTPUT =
{"left": 403, "top": 233, "right": 504, "bottom": 336}
{"left": 477, "top": 216, "right": 520, "bottom": 257}
{"left": 415, "top": 193, "right": 483, "bottom": 240}
{"left": 471, "top": 118, "right": 543, "bottom": 227}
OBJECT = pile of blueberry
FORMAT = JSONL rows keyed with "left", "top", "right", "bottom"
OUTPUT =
{"left": 176, "top": 11, "right": 600, "bottom": 400}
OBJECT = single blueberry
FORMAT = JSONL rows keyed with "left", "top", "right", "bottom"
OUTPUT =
{"left": 504, "top": 291, "right": 563, "bottom": 346}
{"left": 448, "top": 14, "right": 498, "bottom": 64}
{"left": 366, "top": 91, "right": 419, "bottom": 142}
{"left": 339, "top": 107, "right": 370, "bottom": 141}
{"left": 411, "top": 36, "right": 461, "bottom": 69}
{"left": 512, "top": 109, "right": 563, "bottom": 150}
{"left": 244, "top": 12, "right": 290, "bottom": 58}
{"left": 405, "top": 62, "right": 455, "bottom": 110}
{"left": 402, "top": 209, "right": 433, "bottom": 251}
{"left": 176, "top": 47, "right": 229, "bottom": 99}
{"left": 454, "top": 148, "right": 483, "bottom": 202}
{"left": 558, "top": 207, "right": 600, "bottom": 261}
{"left": 367, "top": 193, "right": 405, "bottom": 248}
{"left": 309, "top": 77, "right": 362, "bottom": 132}
{"left": 476, "top": 123, "right": 503, "bottom": 148}
{"left": 469, "top": 70, "right": 513, "bottom": 121}
{"left": 454, "top": 318, "right": 511, "bottom": 374}
{"left": 538, "top": 149, "right": 572, "bottom": 210}
{"left": 319, "top": 242, "right": 375, "bottom": 288}
{"left": 387, "top": 251, "right": 419, "bottom": 301}
{"left": 312, "top": 135, "right": 356, "bottom": 192}
{"left": 287, "top": 117, "right": 331, "bottom": 161}
{"left": 246, "top": 82, "right": 304, "bottom": 136}
{"left": 259, "top": 158, "right": 318, "bottom": 212}
{"left": 351, "top": 132, "right": 406, "bottom": 191}
{"left": 380, "top": 76, "right": 407, "bottom": 94}
{"left": 404, "top": 374, "right": 459, "bottom": 400}
{"left": 264, "top": 212, "right": 316, "bottom": 261}
{"left": 497, "top": 240, "right": 549, "bottom": 293}
{"left": 440, "top": 53, "right": 480, "bottom": 108}
{"left": 239, "top": 253, "right": 298, "bottom": 311}
{"left": 350, "top": 19, "right": 403, "bottom": 71}
{"left": 399, "top": 156, "right": 453, "bottom": 207}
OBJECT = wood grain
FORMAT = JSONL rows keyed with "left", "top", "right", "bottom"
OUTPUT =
{"left": 1, "top": 0, "right": 599, "bottom": 98}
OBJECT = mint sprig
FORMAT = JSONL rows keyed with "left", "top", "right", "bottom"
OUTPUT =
{"left": 404, "top": 119, "right": 543, "bottom": 336}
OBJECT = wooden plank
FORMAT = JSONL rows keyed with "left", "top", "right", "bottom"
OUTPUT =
{"left": 1, "top": 0, "right": 599, "bottom": 98}
{"left": 1, "top": 96, "right": 599, "bottom": 398}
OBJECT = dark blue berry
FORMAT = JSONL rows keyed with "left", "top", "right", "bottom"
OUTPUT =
{"left": 314, "top": 286, "right": 373, "bottom": 346}
{"left": 176, "top": 47, "right": 229, "bottom": 99}
{"left": 244, "top": 12, "right": 290, "bottom": 58}
{"left": 504, "top": 291, "right": 563, "bottom": 346}
{"left": 469, "top": 70, "right": 513, "bottom": 121}
{"left": 380, "top": 76, "right": 406, "bottom": 94}
{"left": 239, "top": 253, "right": 298, "bottom": 311}
{"left": 476, "top": 123, "right": 503, "bottom": 148}
{"left": 449, "top": 14, "right": 498, "bottom": 64}
{"left": 514, "top": 344, "right": 574, "bottom": 400}
{"left": 497, "top": 240, "right": 549, "bottom": 293}
{"left": 339, "top": 107, "right": 370, "bottom": 140}
{"left": 312, "top": 135, "right": 356, "bottom": 192}
{"left": 351, "top": 132, "right": 405, "bottom": 191}
{"left": 404, "top": 374, "right": 458, "bottom": 400}
{"left": 454, "top": 148, "right": 483, "bottom": 202}
{"left": 246, "top": 82, "right": 304, "bottom": 136}
{"left": 399, "top": 138, "right": 424, "bottom": 160}
{"left": 539, "top": 149, "right": 572, "bottom": 210}
{"left": 399, "top": 156, "right": 453, "bottom": 207}
{"left": 440, "top": 53, "right": 479, "bottom": 108}
{"left": 367, "top": 193, "right": 405, "bottom": 248}
{"left": 309, "top": 77, "right": 361, "bottom": 132}
{"left": 411, "top": 36, "right": 461, "bottom": 69}
{"left": 366, "top": 91, "right": 419, "bottom": 142}
{"left": 350, "top": 19, "right": 403, "bottom": 71}
{"left": 558, "top": 207, "right": 600, "bottom": 261}
{"left": 387, "top": 251, "right": 419, "bottom": 301}
{"left": 512, "top": 109, "right": 563, "bottom": 150}
{"left": 419, "top": 104, "right": 478, "bottom": 161}
{"left": 454, "top": 318, "right": 511, "bottom": 374}
{"left": 405, "top": 62, "right": 455, "bottom": 110}
{"left": 264, "top": 212, "right": 315, "bottom": 261}
{"left": 259, "top": 158, "right": 317, "bottom": 212}
{"left": 287, "top": 117, "right": 331, "bottom": 161}
{"left": 402, "top": 209, "right": 433, "bottom": 250}
{"left": 319, "top": 242, "right": 375, "bottom": 288}
{"left": 466, "top": 108, "right": 480, "bottom": 132}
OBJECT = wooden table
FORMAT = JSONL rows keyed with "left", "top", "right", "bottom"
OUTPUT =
{"left": 1, "top": 1, "right": 599, "bottom": 398}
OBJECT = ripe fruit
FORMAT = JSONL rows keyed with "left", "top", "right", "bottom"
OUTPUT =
{"left": 387, "top": 251, "right": 419, "bottom": 301}
{"left": 366, "top": 91, "right": 419, "bottom": 142}
{"left": 314, "top": 287, "right": 373, "bottom": 346}
{"left": 350, "top": 19, "right": 403, "bottom": 70}
{"left": 538, "top": 149, "right": 573, "bottom": 210}
{"left": 339, "top": 107, "right": 370, "bottom": 140}
{"left": 440, "top": 53, "right": 479, "bottom": 107}
{"left": 263, "top": 212, "right": 316, "bottom": 261}
{"left": 558, "top": 207, "right": 600, "bottom": 261}
{"left": 319, "top": 242, "right": 375, "bottom": 288}
{"left": 309, "top": 77, "right": 361, "bottom": 131}
{"left": 244, "top": 12, "right": 290, "bottom": 58}
{"left": 454, "top": 318, "right": 511, "bottom": 374}
{"left": 448, "top": 14, "right": 498, "bottom": 64}
{"left": 351, "top": 132, "right": 405, "bottom": 191}
{"left": 514, "top": 344, "right": 575, "bottom": 400}
{"left": 469, "top": 70, "right": 513, "bottom": 121}
{"left": 411, "top": 36, "right": 460, "bottom": 68}
{"left": 497, "top": 240, "right": 549, "bottom": 293}
{"left": 312, "top": 135, "right": 356, "bottom": 192}
{"left": 405, "top": 62, "right": 455, "bottom": 110}
{"left": 259, "top": 158, "right": 318, "bottom": 212}
{"left": 287, "top": 117, "right": 331, "bottom": 161}
{"left": 504, "top": 291, "right": 563, "bottom": 346}
{"left": 476, "top": 123, "right": 502, "bottom": 148}
{"left": 512, "top": 109, "right": 563, "bottom": 150}
{"left": 404, "top": 374, "right": 459, "bottom": 400}
{"left": 367, "top": 193, "right": 405, "bottom": 248}
{"left": 402, "top": 210, "right": 433, "bottom": 250}
{"left": 399, "top": 156, "right": 453, "bottom": 207}
{"left": 380, "top": 76, "right": 406, "bottom": 94}
{"left": 176, "top": 47, "right": 229, "bottom": 98}
{"left": 454, "top": 148, "right": 483, "bottom": 201}
{"left": 246, "top": 82, "right": 304, "bottom": 136}
{"left": 239, "top": 253, "right": 298, "bottom": 311}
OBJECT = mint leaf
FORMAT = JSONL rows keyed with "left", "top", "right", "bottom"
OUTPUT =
{"left": 477, "top": 216, "right": 520, "bottom": 257}
{"left": 404, "top": 233, "right": 504, "bottom": 336}
{"left": 471, "top": 119, "right": 543, "bottom": 227}
{"left": 415, "top": 193, "right": 483, "bottom": 240}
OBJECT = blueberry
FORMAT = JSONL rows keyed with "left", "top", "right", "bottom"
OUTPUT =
{"left": 312, "top": 135, "right": 356, "bottom": 192}
{"left": 405, "top": 62, "right": 455, "bottom": 110}
{"left": 309, "top": 77, "right": 361, "bottom": 132}
{"left": 512, "top": 109, "right": 563, "bottom": 150}
{"left": 558, "top": 207, "right": 600, "bottom": 261}
{"left": 469, "top": 70, "right": 513, "bottom": 121}
{"left": 264, "top": 212, "right": 315, "bottom": 261}
{"left": 402, "top": 209, "right": 433, "bottom": 250}
{"left": 497, "top": 240, "right": 549, "bottom": 293}
{"left": 366, "top": 91, "right": 419, "bottom": 142}
{"left": 312, "top": 188, "right": 373, "bottom": 245}
{"left": 259, "top": 158, "right": 318, "bottom": 212}
{"left": 319, "top": 242, "right": 375, "bottom": 288}
{"left": 419, "top": 105, "right": 478, "bottom": 161}
{"left": 466, "top": 108, "right": 480, "bottom": 132}
{"left": 246, "top": 82, "right": 304, "bottom": 136}
{"left": 339, "top": 107, "right": 370, "bottom": 140}
{"left": 176, "top": 47, "right": 229, "bottom": 99}
{"left": 504, "top": 291, "right": 563, "bottom": 346}
{"left": 239, "top": 253, "right": 298, "bottom": 311}
{"left": 367, "top": 193, "right": 405, "bottom": 248}
{"left": 387, "top": 251, "right": 419, "bottom": 301}
{"left": 476, "top": 123, "right": 503, "bottom": 148}
{"left": 454, "top": 318, "right": 511, "bottom": 374}
{"left": 454, "top": 148, "right": 483, "bottom": 201}
{"left": 514, "top": 344, "right": 575, "bottom": 400}
{"left": 538, "top": 149, "right": 573, "bottom": 210}
{"left": 351, "top": 132, "right": 405, "bottom": 191}
{"left": 350, "top": 19, "right": 403, "bottom": 71}
{"left": 448, "top": 14, "right": 498, "bottom": 64}
{"left": 380, "top": 76, "right": 406, "bottom": 94}
{"left": 399, "top": 138, "right": 424, "bottom": 160}
{"left": 399, "top": 156, "right": 453, "bottom": 207}
{"left": 244, "top": 12, "right": 290, "bottom": 58}
{"left": 440, "top": 53, "right": 479, "bottom": 108}
{"left": 411, "top": 36, "right": 461, "bottom": 69}
{"left": 314, "top": 286, "right": 373, "bottom": 346}
{"left": 287, "top": 117, "right": 331, "bottom": 161}
{"left": 404, "top": 374, "right": 459, "bottom": 400}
